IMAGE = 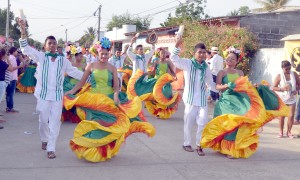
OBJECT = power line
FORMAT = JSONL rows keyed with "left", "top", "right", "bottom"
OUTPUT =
{"left": 27, "top": 16, "right": 94, "bottom": 20}
{"left": 30, "top": 9, "right": 97, "bottom": 36}
{"left": 133, "top": 0, "right": 178, "bottom": 16}
{"left": 11, "top": 0, "right": 87, "bottom": 17}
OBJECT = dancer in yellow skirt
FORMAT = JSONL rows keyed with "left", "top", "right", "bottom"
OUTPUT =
{"left": 17, "top": 58, "right": 37, "bottom": 93}
{"left": 62, "top": 47, "right": 86, "bottom": 123}
{"left": 64, "top": 38, "right": 155, "bottom": 162}
{"left": 200, "top": 48, "right": 289, "bottom": 159}
{"left": 144, "top": 48, "right": 181, "bottom": 119}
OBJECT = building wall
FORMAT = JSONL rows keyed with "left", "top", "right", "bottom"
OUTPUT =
{"left": 249, "top": 48, "right": 285, "bottom": 85}
{"left": 156, "top": 34, "right": 176, "bottom": 51}
{"left": 104, "top": 25, "right": 136, "bottom": 42}
{"left": 240, "top": 11, "right": 300, "bottom": 48}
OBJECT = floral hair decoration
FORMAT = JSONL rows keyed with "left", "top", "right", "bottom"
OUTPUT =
{"left": 89, "top": 37, "right": 111, "bottom": 57}
{"left": 223, "top": 46, "right": 242, "bottom": 60}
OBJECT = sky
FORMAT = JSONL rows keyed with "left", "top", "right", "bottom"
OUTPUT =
{"left": 0, "top": 0, "right": 299, "bottom": 42}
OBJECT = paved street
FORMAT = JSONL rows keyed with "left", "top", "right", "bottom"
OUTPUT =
{"left": 0, "top": 92, "right": 300, "bottom": 180}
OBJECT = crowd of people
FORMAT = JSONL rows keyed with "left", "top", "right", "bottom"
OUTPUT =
{"left": 0, "top": 18, "right": 299, "bottom": 161}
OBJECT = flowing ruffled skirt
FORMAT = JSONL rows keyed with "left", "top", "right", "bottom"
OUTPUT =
{"left": 64, "top": 85, "right": 155, "bottom": 162}
{"left": 62, "top": 76, "right": 81, "bottom": 123}
{"left": 127, "top": 69, "right": 180, "bottom": 119}
{"left": 200, "top": 77, "right": 289, "bottom": 158}
{"left": 17, "top": 66, "right": 36, "bottom": 93}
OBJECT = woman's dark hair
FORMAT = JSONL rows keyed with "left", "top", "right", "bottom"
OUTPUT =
{"left": 206, "top": 51, "right": 211, "bottom": 55}
{"left": 44, "top": 35, "right": 56, "bottom": 44}
{"left": 194, "top": 43, "right": 206, "bottom": 52}
{"left": 0, "top": 48, "right": 7, "bottom": 60}
{"left": 281, "top": 60, "right": 291, "bottom": 68}
{"left": 229, "top": 52, "right": 239, "bottom": 60}
{"left": 9, "top": 47, "right": 18, "bottom": 55}
{"left": 75, "top": 52, "right": 82, "bottom": 57}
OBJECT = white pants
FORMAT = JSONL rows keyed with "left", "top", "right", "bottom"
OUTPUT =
{"left": 183, "top": 103, "right": 208, "bottom": 147}
{"left": 36, "top": 99, "right": 62, "bottom": 152}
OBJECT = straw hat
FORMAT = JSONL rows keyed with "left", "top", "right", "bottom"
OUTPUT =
{"left": 211, "top": 47, "right": 219, "bottom": 52}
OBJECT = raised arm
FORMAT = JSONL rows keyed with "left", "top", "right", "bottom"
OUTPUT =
{"left": 18, "top": 19, "right": 44, "bottom": 63}
{"left": 127, "top": 37, "right": 138, "bottom": 62}
{"left": 145, "top": 45, "right": 155, "bottom": 65}
{"left": 170, "top": 36, "right": 191, "bottom": 71}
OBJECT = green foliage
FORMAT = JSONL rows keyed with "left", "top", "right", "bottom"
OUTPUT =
{"left": 106, "top": 12, "right": 151, "bottom": 31}
{"left": 254, "top": 0, "right": 290, "bottom": 12}
{"left": 0, "top": 8, "right": 42, "bottom": 49}
{"left": 0, "top": 8, "right": 20, "bottom": 40}
{"left": 161, "top": 0, "right": 209, "bottom": 27}
{"left": 78, "top": 27, "right": 96, "bottom": 47}
{"left": 228, "top": 6, "right": 250, "bottom": 16}
{"left": 239, "top": 6, "right": 251, "bottom": 15}
{"left": 27, "top": 38, "right": 42, "bottom": 50}
{"left": 181, "top": 20, "right": 259, "bottom": 75}
{"left": 57, "top": 38, "right": 64, "bottom": 47}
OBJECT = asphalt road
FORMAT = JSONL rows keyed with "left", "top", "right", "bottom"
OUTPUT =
{"left": 0, "top": 92, "right": 299, "bottom": 180}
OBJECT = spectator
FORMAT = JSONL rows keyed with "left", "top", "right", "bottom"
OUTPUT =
{"left": 6, "top": 47, "right": 24, "bottom": 113}
{"left": 273, "top": 60, "right": 300, "bottom": 138}
{"left": 0, "top": 48, "right": 13, "bottom": 127}
{"left": 209, "top": 47, "right": 224, "bottom": 101}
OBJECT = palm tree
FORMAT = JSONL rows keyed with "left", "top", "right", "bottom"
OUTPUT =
{"left": 81, "top": 27, "right": 96, "bottom": 47}
{"left": 228, "top": 10, "right": 240, "bottom": 16}
{"left": 254, "top": 0, "right": 290, "bottom": 12}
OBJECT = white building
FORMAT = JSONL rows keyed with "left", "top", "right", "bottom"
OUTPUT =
{"left": 104, "top": 25, "right": 136, "bottom": 51}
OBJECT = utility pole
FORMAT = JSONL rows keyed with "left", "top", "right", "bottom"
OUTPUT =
{"left": 5, "top": 0, "right": 10, "bottom": 43}
{"left": 97, "top": 4, "right": 102, "bottom": 41}
{"left": 65, "top": 29, "right": 68, "bottom": 43}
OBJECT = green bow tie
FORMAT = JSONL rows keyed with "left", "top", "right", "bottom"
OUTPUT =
{"left": 136, "top": 55, "right": 145, "bottom": 60}
{"left": 191, "top": 58, "right": 208, "bottom": 81}
{"left": 114, "top": 55, "right": 120, "bottom": 61}
{"left": 45, "top": 52, "right": 58, "bottom": 58}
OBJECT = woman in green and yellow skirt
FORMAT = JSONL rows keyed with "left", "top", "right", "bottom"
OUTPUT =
{"left": 17, "top": 60, "right": 37, "bottom": 93}
{"left": 127, "top": 48, "right": 181, "bottom": 119}
{"left": 200, "top": 49, "right": 289, "bottom": 159}
{"left": 62, "top": 50, "right": 86, "bottom": 123}
{"left": 64, "top": 38, "right": 155, "bottom": 162}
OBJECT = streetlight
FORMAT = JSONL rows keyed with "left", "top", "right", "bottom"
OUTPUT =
{"left": 61, "top": 25, "right": 68, "bottom": 45}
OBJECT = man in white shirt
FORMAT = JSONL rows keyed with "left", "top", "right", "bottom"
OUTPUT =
{"left": 84, "top": 47, "right": 93, "bottom": 64}
{"left": 170, "top": 37, "right": 213, "bottom": 156}
{"left": 108, "top": 46, "right": 130, "bottom": 89}
{"left": 209, "top": 47, "right": 224, "bottom": 101}
{"left": 18, "top": 19, "right": 83, "bottom": 159}
{"left": 127, "top": 36, "right": 155, "bottom": 76}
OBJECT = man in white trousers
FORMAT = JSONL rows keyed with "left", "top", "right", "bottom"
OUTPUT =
{"left": 18, "top": 19, "right": 83, "bottom": 159}
{"left": 170, "top": 37, "right": 213, "bottom": 156}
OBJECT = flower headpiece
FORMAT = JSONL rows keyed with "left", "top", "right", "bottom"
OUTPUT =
{"left": 89, "top": 37, "right": 111, "bottom": 57}
{"left": 223, "top": 46, "right": 241, "bottom": 58}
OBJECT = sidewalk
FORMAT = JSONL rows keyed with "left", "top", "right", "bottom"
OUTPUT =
{"left": 0, "top": 92, "right": 299, "bottom": 180}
